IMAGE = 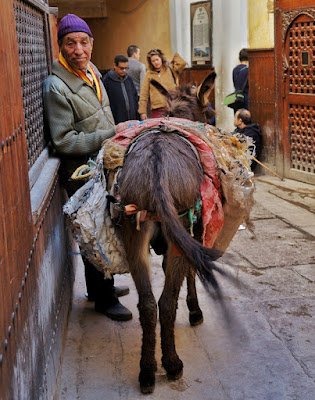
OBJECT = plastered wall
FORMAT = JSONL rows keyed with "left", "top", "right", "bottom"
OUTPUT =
{"left": 248, "top": 0, "right": 274, "bottom": 48}
{"left": 88, "top": 0, "right": 173, "bottom": 70}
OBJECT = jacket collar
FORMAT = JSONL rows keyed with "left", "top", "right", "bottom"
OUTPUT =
{"left": 107, "top": 69, "right": 128, "bottom": 82}
{"left": 52, "top": 60, "right": 101, "bottom": 93}
{"left": 147, "top": 67, "right": 166, "bottom": 75}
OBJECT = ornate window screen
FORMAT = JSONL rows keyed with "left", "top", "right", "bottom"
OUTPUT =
{"left": 287, "top": 17, "right": 314, "bottom": 174}
{"left": 289, "top": 104, "right": 314, "bottom": 174}
{"left": 288, "top": 19, "right": 314, "bottom": 95}
{"left": 13, "top": 0, "right": 50, "bottom": 169}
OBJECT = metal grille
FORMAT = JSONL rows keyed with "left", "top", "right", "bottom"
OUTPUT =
{"left": 14, "top": 0, "right": 49, "bottom": 169}
{"left": 288, "top": 19, "right": 315, "bottom": 94}
{"left": 289, "top": 104, "right": 315, "bottom": 173}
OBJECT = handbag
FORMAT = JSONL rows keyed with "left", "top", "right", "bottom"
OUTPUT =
{"left": 224, "top": 68, "right": 248, "bottom": 110}
{"left": 224, "top": 91, "right": 245, "bottom": 109}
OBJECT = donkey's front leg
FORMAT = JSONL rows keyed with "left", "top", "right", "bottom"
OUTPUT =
{"left": 122, "top": 220, "right": 157, "bottom": 394}
{"left": 158, "top": 252, "right": 186, "bottom": 380}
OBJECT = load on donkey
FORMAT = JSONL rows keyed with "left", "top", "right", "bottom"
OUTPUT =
{"left": 64, "top": 72, "right": 255, "bottom": 394}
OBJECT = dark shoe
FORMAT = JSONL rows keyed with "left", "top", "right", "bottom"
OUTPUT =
{"left": 85, "top": 285, "right": 129, "bottom": 302}
{"left": 85, "top": 293, "right": 95, "bottom": 302}
{"left": 95, "top": 300, "right": 132, "bottom": 321}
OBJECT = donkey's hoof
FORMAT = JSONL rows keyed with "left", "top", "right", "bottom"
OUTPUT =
{"left": 162, "top": 357, "right": 183, "bottom": 381}
{"left": 139, "top": 372, "right": 155, "bottom": 394}
{"left": 167, "top": 368, "right": 183, "bottom": 381}
{"left": 140, "top": 384, "right": 155, "bottom": 395}
{"left": 189, "top": 310, "right": 203, "bottom": 326}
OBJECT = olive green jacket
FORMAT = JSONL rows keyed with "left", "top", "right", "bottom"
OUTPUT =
{"left": 43, "top": 60, "right": 115, "bottom": 189}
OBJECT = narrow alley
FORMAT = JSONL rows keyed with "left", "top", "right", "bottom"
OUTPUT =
{"left": 57, "top": 176, "right": 315, "bottom": 400}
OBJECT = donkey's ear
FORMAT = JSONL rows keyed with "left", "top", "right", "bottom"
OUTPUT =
{"left": 196, "top": 72, "right": 216, "bottom": 106}
{"left": 150, "top": 79, "right": 172, "bottom": 99}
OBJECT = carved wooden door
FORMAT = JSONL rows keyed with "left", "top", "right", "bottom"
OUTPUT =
{"left": 276, "top": 4, "right": 315, "bottom": 183}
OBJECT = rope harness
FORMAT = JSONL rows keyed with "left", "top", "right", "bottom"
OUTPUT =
{"left": 71, "top": 159, "right": 97, "bottom": 180}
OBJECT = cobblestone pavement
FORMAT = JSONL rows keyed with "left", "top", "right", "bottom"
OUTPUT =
{"left": 57, "top": 176, "right": 315, "bottom": 400}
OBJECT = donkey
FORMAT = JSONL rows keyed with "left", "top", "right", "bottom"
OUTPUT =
{"left": 116, "top": 72, "right": 227, "bottom": 393}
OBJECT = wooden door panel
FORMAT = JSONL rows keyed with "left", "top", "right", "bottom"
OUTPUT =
{"left": 275, "top": 1, "right": 315, "bottom": 183}
{"left": 247, "top": 49, "right": 275, "bottom": 169}
{"left": 284, "top": 13, "right": 315, "bottom": 179}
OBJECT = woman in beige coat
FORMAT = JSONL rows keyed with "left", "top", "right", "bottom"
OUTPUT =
{"left": 138, "top": 49, "right": 186, "bottom": 119}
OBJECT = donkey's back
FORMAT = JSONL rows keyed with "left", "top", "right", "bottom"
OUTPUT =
{"left": 119, "top": 130, "right": 203, "bottom": 213}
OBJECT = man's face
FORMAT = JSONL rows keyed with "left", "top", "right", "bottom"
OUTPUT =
{"left": 134, "top": 49, "right": 140, "bottom": 61}
{"left": 60, "top": 32, "right": 93, "bottom": 71}
{"left": 114, "top": 62, "right": 129, "bottom": 78}
{"left": 150, "top": 55, "right": 162, "bottom": 71}
{"left": 234, "top": 111, "right": 241, "bottom": 127}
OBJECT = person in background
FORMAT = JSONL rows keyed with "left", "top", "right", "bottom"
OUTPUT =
{"left": 138, "top": 48, "right": 186, "bottom": 119}
{"left": 102, "top": 54, "right": 139, "bottom": 124}
{"left": 208, "top": 103, "right": 215, "bottom": 126}
{"left": 232, "top": 48, "right": 249, "bottom": 112}
{"left": 127, "top": 45, "right": 146, "bottom": 98}
{"left": 234, "top": 108, "right": 262, "bottom": 171}
{"left": 43, "top": 14, "right": 132, "bottom": 321}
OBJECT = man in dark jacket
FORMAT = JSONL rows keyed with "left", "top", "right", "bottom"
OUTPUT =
{"left": 232, "top": 48, "right": 249, "bottom": 112}
{"left": 234, "top": 108, "right": 262, "bottom": 171}
{"left": 102, "top": 55, "right": 139, "bottom": 124}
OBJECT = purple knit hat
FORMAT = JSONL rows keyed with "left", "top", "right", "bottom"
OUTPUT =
{"left": 58, "top": 14, "right": 93, "bottom": 41}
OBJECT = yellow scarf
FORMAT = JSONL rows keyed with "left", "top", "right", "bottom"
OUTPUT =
{"left": 58, "top": 52, "right": 102, "bottom": 102}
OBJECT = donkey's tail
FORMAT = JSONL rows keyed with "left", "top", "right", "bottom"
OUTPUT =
{"left": 152, "top": 147, "right": 226, "bottom": 296}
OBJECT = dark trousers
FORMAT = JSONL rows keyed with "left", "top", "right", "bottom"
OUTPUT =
{"left": 83, "top": 257, "right": 118, "bottom": 306}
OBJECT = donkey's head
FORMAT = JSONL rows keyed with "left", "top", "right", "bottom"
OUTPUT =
{"left": 150, "top": 71, "right": 216, "bottom": 124}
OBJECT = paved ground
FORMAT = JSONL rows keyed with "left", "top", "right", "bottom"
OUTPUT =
{"left": 56, "top": 176, "right": 315, "bottom": 400}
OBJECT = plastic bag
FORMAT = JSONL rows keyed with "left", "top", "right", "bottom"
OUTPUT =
{"left": 63, "top": 147, "right": 129, "bottom": 278}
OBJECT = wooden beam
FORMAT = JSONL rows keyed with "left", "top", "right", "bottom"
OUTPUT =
{"left": 49, "top": 0, "right": 107, "bottom": 18}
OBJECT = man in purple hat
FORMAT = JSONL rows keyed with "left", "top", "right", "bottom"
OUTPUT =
{"left": 43, "top": 14, "right": 132, "bottom": 321}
